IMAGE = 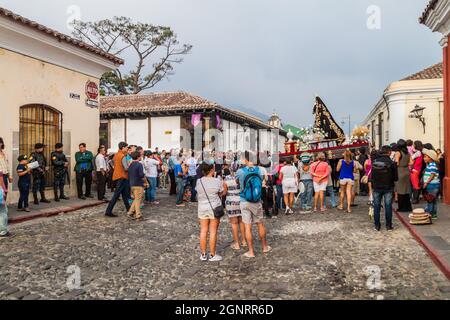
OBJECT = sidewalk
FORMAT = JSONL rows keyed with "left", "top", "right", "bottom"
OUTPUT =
{"left": 8, "top": 197, "right": 107, "bottom": 224}
{"left": 395, "top": 202, "right": 450, "bottom": 281}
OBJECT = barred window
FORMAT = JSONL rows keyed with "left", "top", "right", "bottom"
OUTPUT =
{"left": 19, "top": 105, "right": 62, "bottom": 187}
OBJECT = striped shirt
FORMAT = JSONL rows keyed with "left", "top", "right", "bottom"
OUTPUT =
{"left": 0, "top": 153, "right": 9, "bottom": 175}
{"left": 423, "top": 162, "right": 440, "bottom": 186}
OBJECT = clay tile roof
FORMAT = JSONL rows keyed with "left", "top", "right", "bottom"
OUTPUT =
{"left": 100, "top": 92, "right": 283, "bottom": 131}
{"left": 401, "top": 62, "right": 443, "bottom": 81}
{"left": 100, "top": 92, "right": 218, "bottom": 114}
{"left": 419, "top": 0, "right": 439, "bottom": 24}
{"left": 0, "top": 7, "right": 124, "bottom": 65}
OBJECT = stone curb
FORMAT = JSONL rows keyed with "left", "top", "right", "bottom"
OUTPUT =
{"left": 8, "top": 201, "right": 107, "bottom": 224}
{"left": 394, "top": 210, "right": 450, "bottom": 281}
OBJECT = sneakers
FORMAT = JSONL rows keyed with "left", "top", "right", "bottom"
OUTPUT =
{"left": 386, "top": 226, "right": 394, "bottom": 232}
{"left": 208, "top": 254, "right": 223, "bottom": 262}
{"left": 0, "top": 232, "right": 14, "bottom": 239}
{"left": 200, "top": 254, "right": 208, "bottom": 262}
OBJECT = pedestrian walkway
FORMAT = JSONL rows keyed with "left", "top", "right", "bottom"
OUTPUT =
{"left": 396, "top": 202, "right": 450, "bottom": 281}
{"left": 8, "top": 197, "right": 106, "bottom": 224}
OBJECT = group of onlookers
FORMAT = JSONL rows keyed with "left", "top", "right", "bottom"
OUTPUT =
{"left": 195, "top": 151, "right": 271, "bottom": 262}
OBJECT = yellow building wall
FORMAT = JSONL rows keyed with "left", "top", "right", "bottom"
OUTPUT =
{"left": 0, "top": 48, "right": 100, "bottom": 201}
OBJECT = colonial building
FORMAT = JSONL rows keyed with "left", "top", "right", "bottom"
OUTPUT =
{"left": 99, "top": 92, "right": 286, "bottom": 154}
{"left": 0, "top": 7, "right": 123, "bottom": 201}
{"left": 363, "top": 63, "right": 443, "bottom": 149}
{"left": 420, "top": 0, "right": 450, "bottom": 204}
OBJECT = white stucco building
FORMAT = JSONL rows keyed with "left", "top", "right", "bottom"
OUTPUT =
{"left": 100, "top": 92, "right": 287, "bottom": 155}
{"left": 363, "top": 63, "right": 444, "bottom": 149}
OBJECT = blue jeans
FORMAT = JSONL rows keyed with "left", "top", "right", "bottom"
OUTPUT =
{"left": 146, "top": 177, "right": 157, "bottom": 202}
{"left": 326, "top": 185, "right": 337, "bottom": 208}
{"left": 276, "top": 185, "right": 284, "bottom": 209}
{"left": 188, "top": 176, "right": 198, "bottom": 201}
{"left": 425, "top": 186, "right": 439, "bottom": 217}
{"left": 373, "top": 189, "right": 394, "bottom": 229}
{"left": 176, "top": 177, "right": 185, "bottom": 205}
{"left": 0, "top": 204, "right": 8, "bottom": 236}
{"left": 301, "top": 180, "right": 313, "bottom": 209}
{"left": 105, "top": 179, "right": 131, "bottom": 215}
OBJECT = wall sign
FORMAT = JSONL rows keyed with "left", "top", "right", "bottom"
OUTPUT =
{"left": 70, "top": 93, "right": 81, "bottom": 100}
{"left": 85, "top": 81, "right": 99, "bottom": 108}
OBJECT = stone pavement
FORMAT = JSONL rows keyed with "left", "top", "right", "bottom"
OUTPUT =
{"left": 0, "top": 193, "right": 449, "bottom": 300}
{"left": 8, "top": 197, "right": 105, "bottom": 224}
{"left": 396, "top": 201, "right": 450, "bottom": 280}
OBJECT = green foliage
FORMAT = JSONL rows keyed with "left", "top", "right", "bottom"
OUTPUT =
{"left": 72, "top": 17, "right": 192, "bottom": 95}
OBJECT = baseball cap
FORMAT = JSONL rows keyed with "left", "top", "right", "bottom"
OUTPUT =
{"left": 35, "top": 143, "right": 46, "bottom": 149}
{"left": 55, "top": 143, "right": 63, "bottom": 149}
{"left": 17, "top": 154, "right": 29, "bottom": 162}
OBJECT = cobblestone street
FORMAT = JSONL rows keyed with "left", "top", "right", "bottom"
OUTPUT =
{"left": 0, "top": 193, "right": 449, "bottom": 300}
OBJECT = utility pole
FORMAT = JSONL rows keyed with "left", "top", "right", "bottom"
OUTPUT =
{"left": 341, "top": 115, "right": 351, "bottom": 137}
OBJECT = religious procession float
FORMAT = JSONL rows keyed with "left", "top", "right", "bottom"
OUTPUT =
{"left": 280, "top": 96, "right": 370, "bottom": 160}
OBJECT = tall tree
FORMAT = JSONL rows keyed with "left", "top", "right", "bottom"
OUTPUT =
{"left": 72, "top": 17, "right": 192, "bottom": 95}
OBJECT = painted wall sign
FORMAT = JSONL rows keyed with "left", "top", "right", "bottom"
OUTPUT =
{"left": 70, "top": 93, "right": 81, "bottom": 100}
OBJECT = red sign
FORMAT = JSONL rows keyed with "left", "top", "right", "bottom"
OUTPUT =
{"left": 85, "top": 81, "right": 99, "bottom": 101}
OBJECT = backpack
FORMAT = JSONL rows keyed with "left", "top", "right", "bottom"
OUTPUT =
{"left": 240, "top": 167, "right": 263, "bottom": 203}
{"left": 371, "top": 158, "right": 394, "bottom": 188}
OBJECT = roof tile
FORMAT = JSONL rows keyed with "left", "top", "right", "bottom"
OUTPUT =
{"left": 401, "top": 62, "right": 443, "bottom": 81}
{"left": 0, "top": 7, "right": 124, "bottom": 65}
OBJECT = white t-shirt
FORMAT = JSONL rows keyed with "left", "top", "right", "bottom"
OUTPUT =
{"left": 144, "top": 158, "right": 160, "bottom": 178}
{"left": 196, "top": 177, "right": 224, "bottom": 213}
{"left": 281, "top": 165, "right": 297, "bottom": 180}
{"left": 95, "top": 154, "right": 107, "bottom": 172}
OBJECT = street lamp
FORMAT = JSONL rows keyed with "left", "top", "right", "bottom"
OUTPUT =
{"left": 409, "top": 105, "right": 426, "bottom": 134}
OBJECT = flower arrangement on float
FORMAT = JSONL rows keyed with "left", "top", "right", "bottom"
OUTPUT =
{"left": 349, "top": 126, "right": 370, "bottom": 143}
{"left": 298, "top": 125, "right": 327, "bottom": 144}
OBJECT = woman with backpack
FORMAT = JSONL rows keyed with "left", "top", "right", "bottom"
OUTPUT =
{"left": 337, "top": 150, "right": 355, "bottom": 213}
{"left": 196, "top": 163, "right": 225, "bottom": 262}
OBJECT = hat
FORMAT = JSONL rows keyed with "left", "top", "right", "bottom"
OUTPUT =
{"left": 17, "top": 154, "right": 28, "bottom": 162}
{"left": 55, "top": 143, "right": 63, "bottom": 149}
{"left": 422, "top": 148, "right": 439, "bottom": 162}
{"left": 34, "top": 143, "right": 46, "bottom": 149}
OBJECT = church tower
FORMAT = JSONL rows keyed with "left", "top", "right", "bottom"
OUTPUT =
{"left": 268, "top": 112, "right": 282, "bottom": 129}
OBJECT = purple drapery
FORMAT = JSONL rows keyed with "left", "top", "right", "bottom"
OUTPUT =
{"left": 216, "top": 114, "right": 222, "bottom": 129}
{"left": 192, "top": 114, "right": 202, "bottom": 127}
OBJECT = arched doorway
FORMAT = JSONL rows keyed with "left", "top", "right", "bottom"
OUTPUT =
{"left": 19, "top": 105, "right": 62, "bottom": 187}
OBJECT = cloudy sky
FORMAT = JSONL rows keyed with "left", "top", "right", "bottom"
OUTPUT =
{"left": 0, "top": 0, "right": 442, "bottom": 130}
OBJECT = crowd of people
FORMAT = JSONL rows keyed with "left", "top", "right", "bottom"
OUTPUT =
{"left": 0, "top": 136, "right": 446, "bottom": 260}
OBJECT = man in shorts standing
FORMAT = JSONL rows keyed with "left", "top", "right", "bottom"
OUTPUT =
{"left": 236, "top": 151, "right": 272, "bottom": 258}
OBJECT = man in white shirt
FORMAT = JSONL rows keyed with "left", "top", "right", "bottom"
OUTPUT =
{"left": 186, "top": 152, "right": 199, "bottom": 202}
{"left": 95, "top": 146, "right": 108, "bottom": 201}
{"left": 144, "top": 151, "right": 162, "bottom": 204}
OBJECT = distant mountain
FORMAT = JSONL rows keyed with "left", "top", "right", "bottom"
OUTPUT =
{"left": 230, "top": 106, "right": 270, "bottom": 122}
